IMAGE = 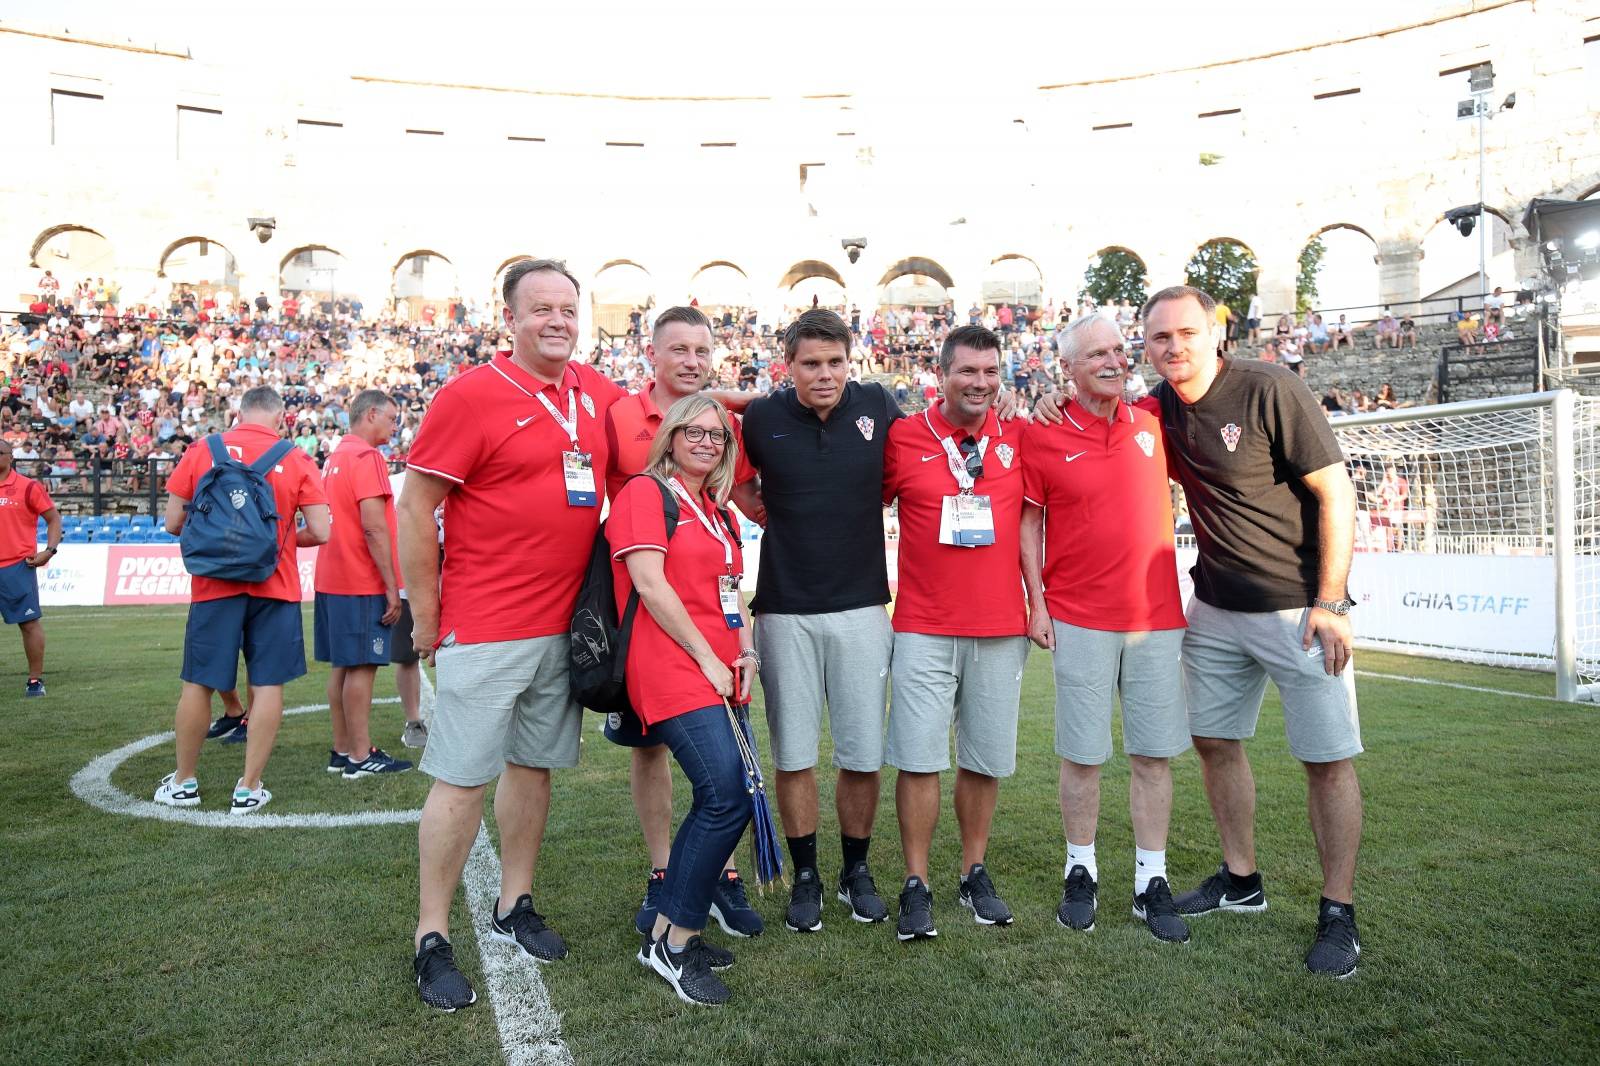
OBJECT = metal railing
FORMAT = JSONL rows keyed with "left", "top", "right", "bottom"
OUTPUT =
{"left": 11, "top": 456, "right": 178, "bottom": 517}
{"left": 1266, "top": 289, "right": 1530, "bottom": 329}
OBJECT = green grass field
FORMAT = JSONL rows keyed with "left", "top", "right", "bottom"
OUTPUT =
{"left": 4, "top": 605, "right": 1599, "bottom": 1066}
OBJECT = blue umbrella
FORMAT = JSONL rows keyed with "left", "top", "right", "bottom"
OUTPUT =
{"left": 723, "top": 696, "right": 784, "bottom": 889}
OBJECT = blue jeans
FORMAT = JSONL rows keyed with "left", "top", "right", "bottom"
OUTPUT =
{"left": 652, "top": 704, "right": 753, "bottom": 930}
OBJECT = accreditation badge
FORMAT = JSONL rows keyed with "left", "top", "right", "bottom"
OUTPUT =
{"left": 719, "top": 574, "right": 743, "bottom": 629}
{"left": 938, "top": 494, "right": 995, "bottom": 548}
{"left": 563, "top": 451, "right": 597, "bottom": 507}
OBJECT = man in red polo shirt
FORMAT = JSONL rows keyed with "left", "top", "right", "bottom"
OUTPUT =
{"left": 0, "top": 438, "right": 62, "bottom": 697}
{"left": 154, "top": 387, "right": 329, "bottom": 814}
{"left": 881, "top": 324, "right": 1032, "bottom": 941}
{"left": 602, "top": 304, "right": 765, "bottom": 939}
{"left": 314, "top": 388, "right": 411, "bottom": 780}
{"left": 402, "top": 258, "right": 625, "bottom": 1012}
{"left": 1019, "top": 312, "right": 1192, "bottom": 945}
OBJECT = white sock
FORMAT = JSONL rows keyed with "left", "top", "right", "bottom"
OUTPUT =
{"left": 1066, "top": 841, "right": 1097, "bottom": 882}
{"left": 1135, "top": 847, "right": 1166, "bottom": 896}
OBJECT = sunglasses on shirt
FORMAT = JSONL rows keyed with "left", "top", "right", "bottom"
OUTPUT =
{"left": 958, "top": 436, "right": 984, "bottom": 480}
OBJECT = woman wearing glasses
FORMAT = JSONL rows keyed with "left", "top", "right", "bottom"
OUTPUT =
{"left": 608, "top": 394, "right": 756, "bottom": 1007}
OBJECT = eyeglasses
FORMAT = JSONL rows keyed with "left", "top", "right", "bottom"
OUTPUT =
{"left": 958, "top": 436, "right": 984, "bottom": 480}
{"left": 678, "top": 425, "right": 730, "bottom": 446}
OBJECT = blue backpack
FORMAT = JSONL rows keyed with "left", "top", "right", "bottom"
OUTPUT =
{"left": 180, "top": 435, "right": 297, "bottom": 583}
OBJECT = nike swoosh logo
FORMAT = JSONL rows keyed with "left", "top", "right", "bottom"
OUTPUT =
{"left": 515, "top": 416, "right": 535, "bottom": 427}
{"left": 1064, "top": 452, "right": 1086, "bottom": 462}
{"left": 920, "top": 454, "right": 942, "bottom": 462}
{"left": 1222, "top": 892, "right": 1260, "bottom": 905}
{"left": 771, "top": 433, "right": 790, "bottom": 438}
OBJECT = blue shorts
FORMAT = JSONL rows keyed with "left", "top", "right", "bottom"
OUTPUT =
{"left": 0, "top": 560, "right": 42, "bottom": 625}
{"left": 181, "top": 595, "right": 306, "bottom": 692}
{"left": 313, "top": 592, "right": 393, "bottom": 667}
{"left": 604, "top": 705, "right": 665, "bottom": 748}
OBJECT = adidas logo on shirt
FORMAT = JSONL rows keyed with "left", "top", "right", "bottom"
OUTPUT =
{"left": 634, "top": 429, "right": 654, "bottom": 442}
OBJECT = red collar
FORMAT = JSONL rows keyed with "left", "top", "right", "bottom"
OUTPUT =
{"left": 924, "top": 400, "right": 1000, "bottom": 443}
{"left": 1062, "top": 398, "right": 1132, "bottom": 432}
{"left": 492, "top": 352, "right": 579, "bottom": 400}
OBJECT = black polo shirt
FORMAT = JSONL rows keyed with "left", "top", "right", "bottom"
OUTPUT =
{"left": 1152, "top": 355, "right": 1345, "bottom": 612}
{"left": 742, "top": 381, "right": 903, "bottom": 614}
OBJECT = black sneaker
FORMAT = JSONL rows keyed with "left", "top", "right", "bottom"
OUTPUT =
{"left": 221, "top": 719, "right": 249, "bottom": 744}
{"left": 207, "top": 713, "right": 246, "bottom": 740}
{"left": 24, "top": 678, "right": 45, "bottom": 698}
{"left": 784, "top": 867, "right": 823, "bottom": 933}
{"left": 489, "top": 894, "right": 568, "bottom": 962}
{"left": 1056, "top": 865, "right": 1098, "bottom": 932}
{"left": 958, "top": 863, "right": 1014, "bottom": 926}
{"left": 326, "top": 750, "right": 351, "bottom": 774}
{"left": 896, "top": 876, "right": 938, "bottom": 941}
{"left": 837, "top": 861, "right": 889, "bottom": 923}
{"left": 1175, "top": 863, "right": 1268, "bottom": 916}
{"left": 649, "top": 934, "right": 731, "bottom": 1006}
{"left": 634, "top": 868, "right": 667, "bottom": 936}
{"left": 343, "top": 747, "right": 414, "bottom": 779}
{"left": 1132, "top": 877, "right": 1192, "bottom": 944}
{"left": 710, "top": 869, "right": 764, "bottom": 937}
{"left": 414, "top": 932, "right": 477, "bottom": 1012}
{"left": 1305, "top": 900, "right": 1361, "bottom": 978}
{"left": 637, "top": 930, "right": 734, "bottom": 972}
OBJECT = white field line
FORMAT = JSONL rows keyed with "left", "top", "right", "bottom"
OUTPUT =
{"left": 67, "top": 698, "right": 423, "bottom": 829}
{"left": 1354, "top": 669, "right": 1563, "bottom": 703}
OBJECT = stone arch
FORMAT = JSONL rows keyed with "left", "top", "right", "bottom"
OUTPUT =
{"left": 1080, "top": 246, "right": 1149, "bottom": 307}
{"left": 1418, "top": 213, "right": 1516, "bottom": 301}
{"left": 1301, "top": 224, "right": 1380, "bottom": 311}
{"left": 1183, "top": 238, "right": 1260, "bottom": 314}
{"left": 391, "top": 250, "right": 458, "bottom": 321}
{"left": 279, "top": 246, "right": 356, "bottom": 306}
{"left": 1580, "top": 183, "right": 1600, "bottom": 202}
{"left": 30, "top": 224, "right": 107, "bottom": 267}
{"left": 876, "top": 256, "right": 955, "bottom": 292}
{"left": 981, "top": 254, "right": 1044, "bottom": 307}
{"left": 592, "top": 260, "right": 654, "bottom": 336}
{"left": 491, "top": 255, "right": 536, "bottom": 307}
{"left": 158, "top": 236, "right": 235, "bottom": 280}
{"left": 778, "top": 260, "right": 845, "bottom": 290}
{"left": 688, "top": 261, "right": 752, "bottom": 310}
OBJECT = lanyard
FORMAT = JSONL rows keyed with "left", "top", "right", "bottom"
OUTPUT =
{"left": 668, "top": 477, "right": 734, "bottom": 570}
{"left": 924, "top": 409, "right": 989, "bottom": 494}
{"left": 537, "top": 389, "right": 580, "bottom": 449}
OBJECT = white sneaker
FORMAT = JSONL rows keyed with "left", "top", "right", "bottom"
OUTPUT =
{"left": 229, "top": 779, "right": 272, "bottom": 815}
{"left": 401, "top": 721, "right": 429, "bottom": 749}
{"left": 154, "top": 772, "right": 201, "bottom": 808}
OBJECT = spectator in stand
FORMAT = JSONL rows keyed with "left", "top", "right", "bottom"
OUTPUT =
{"left": 1455, "top": 312, "right": 1480, "bottom": 346}
{"left": 38, "top": 270, "right": 61, "bottom": 304}
{"left": 314, "top": 388, "right": 412, "bottom": 781}
{"left": 1214, "top": 301, "right": 1234, "bottom": 353}
{"left": 1484, "top": 287, "right": 1505, "bottom": 326}
{"left": 1274, "top": 314, "right": 1292, "bottom": 343}
{"left": 1308, "top": 314, "right": 1330, "bottom": 354}
{"left": 1375, "top": 383, "right": 1400, "bottom": 410}
{"left": 0, "top": 438, "right": 62, "bottom": 697}
{"left": 1330, "top": 315, "right": 1354, "bottom": 349}
{"left": 154, "top": 386, "right": 331, "bottom": 814}
{"left": 1374, "top": 310, "right": 1400, "bottom": 349}
{"left": 1397, "top": 313, "right": 1418, "bottom": 348}
{"left": 1246, "top": 292, "right": 1264, "bottom": 342}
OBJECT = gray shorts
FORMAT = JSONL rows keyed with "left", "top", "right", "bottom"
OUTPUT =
{"left": 1052, "top": 620, "right": 1189, "bottom": 765}
{"left": 886, "top": 633, "right": 1029, "bottom": 778}
{"left": 755, "top": 606, "right": 892, "bottom": 772}
{"left": 1182, "top": 599, "right": 1362, "bottom": 763}
{"left": 419, "top": 631, "right": 581, "bottom": 787}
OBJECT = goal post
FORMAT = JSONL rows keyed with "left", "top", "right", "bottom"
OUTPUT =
{"left": 1327, "top": 389, "right": 1596, "bottom": 701}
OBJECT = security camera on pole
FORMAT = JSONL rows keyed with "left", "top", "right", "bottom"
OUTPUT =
{"left": 1455, "top": 64, "right": 1516, "bottom": 311}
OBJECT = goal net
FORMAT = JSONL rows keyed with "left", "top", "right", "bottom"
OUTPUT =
{"left": 1329, "top": 390, "right": 1600, "bottom": 700}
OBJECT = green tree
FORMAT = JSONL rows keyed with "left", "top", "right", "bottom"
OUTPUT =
{"left": 1183, "top": 240, "right": 1258, "bottom": 316}
{"left": 1080, "top": 249, "right": 1148, "bottom": 307}
{"left": 1297, "top": 237, "right": 1325, "bottom": 313}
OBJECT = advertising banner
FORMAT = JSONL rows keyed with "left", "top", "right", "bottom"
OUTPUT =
{"left": 36, "top": 546, "right": 321, "bottom": 607}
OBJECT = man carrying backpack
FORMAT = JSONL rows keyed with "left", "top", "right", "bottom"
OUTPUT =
{"left": 154, "top": 386, "right": 330, "bottom": 814}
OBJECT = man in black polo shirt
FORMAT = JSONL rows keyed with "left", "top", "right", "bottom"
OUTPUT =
{"left": 742, "top": 309, "right": 902, "bottom": 931}
{"left": 1143, "top": 285, "right": 1363, "bottom": 978}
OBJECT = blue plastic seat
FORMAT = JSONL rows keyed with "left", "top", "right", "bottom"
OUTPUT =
{"left": 130, "top": 515, "right": 154, "bottom": 529}
{"left": 63, "top": 529, "right": 92, "bottom": 544}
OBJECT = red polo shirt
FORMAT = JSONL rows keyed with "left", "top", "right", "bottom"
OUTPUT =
{"left": 0, "top": 469, "right": 53, "bottom": 567}
{"left": 167, "top": 423, "right": 327, "bottom": 603}
{"left": 609, "top": 475, "right": 744, "bottom": 725}
{"left": 882, "top": 401, "right": 1027, "bottom": 637}
{"left": 603, "top": 382, "right": 756, "bottom": 502}
{"left": 1021, "top": 400, "right": 1186, "bottom": 632}
{"left": 406, "top": 354, "right": 623, "bottom": 644}
{"left": 315, "top": 434, "right": 399, "bottom": 596}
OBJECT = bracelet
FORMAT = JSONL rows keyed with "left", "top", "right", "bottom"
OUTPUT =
{"left": 735, "top": 648, "right": 760, "bottom": 666}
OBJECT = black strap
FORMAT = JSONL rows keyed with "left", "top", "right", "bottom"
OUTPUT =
{"left": 611, "top": 476, "right": 680, "bottom": 684}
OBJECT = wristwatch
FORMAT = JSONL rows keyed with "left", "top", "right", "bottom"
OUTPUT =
{"left": 1313, "top": 597, "right": 1354, "bottom": 615}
